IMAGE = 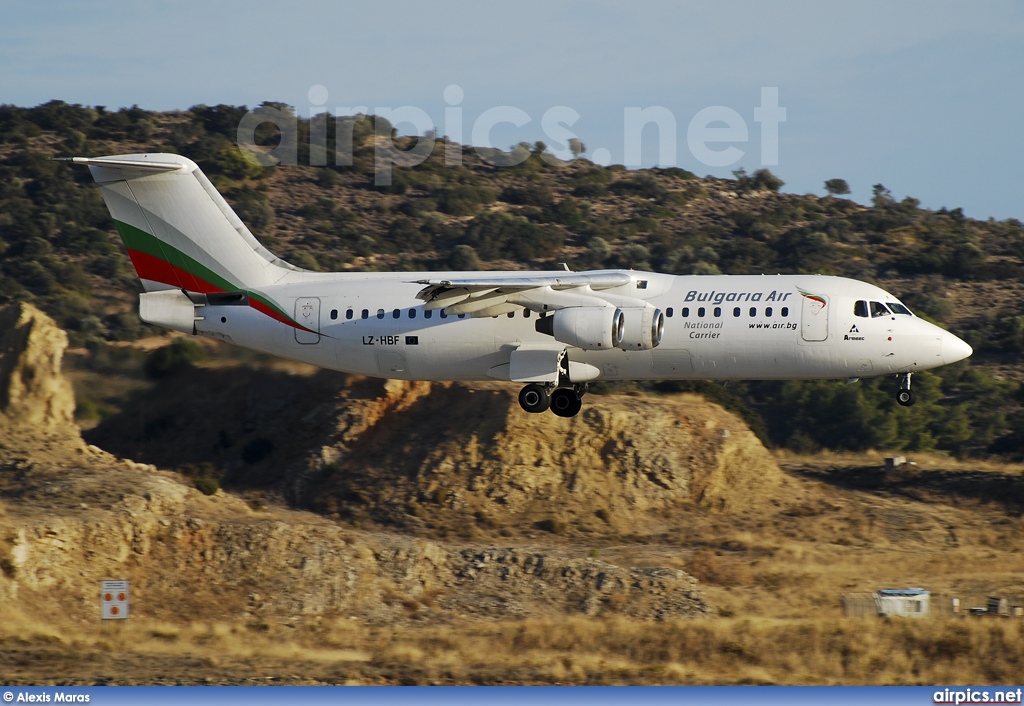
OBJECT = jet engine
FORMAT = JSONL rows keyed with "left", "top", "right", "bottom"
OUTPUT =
{"left": 536, "top": 306, "right": 624, "bottom": 350}
{"left": 617, "top": 306, "right": 664, "bottom": 350}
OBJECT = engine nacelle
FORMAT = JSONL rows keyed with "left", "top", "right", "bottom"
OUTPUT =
{"left": 618, "top": 306, "right": 664, "bottom": 350}
{"left": 544, "top": 306, "right": 624, "bottom": 350}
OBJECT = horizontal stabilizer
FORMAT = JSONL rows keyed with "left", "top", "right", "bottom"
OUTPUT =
{"left": 54, "top": 156, "right": 185, "bottom": 172}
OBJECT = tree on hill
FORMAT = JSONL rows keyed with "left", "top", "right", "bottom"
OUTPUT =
{"left": 824, "top": 178, "right": 850, "bottom": 196}
{"left": 568, "top": 138, "right": 586, "bottom": 159}
{"left": 733, "top": 167, "right": 784, "bottom": 193}
{"left": 872, "top": 183, "right": 894, "bottom": 207}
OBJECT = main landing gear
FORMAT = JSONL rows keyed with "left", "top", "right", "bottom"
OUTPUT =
{"left": 896, "top": 373, "right": 917, "bottom": 407}
{"left": 518, "top": 383, "right": 588, "bottom": 417}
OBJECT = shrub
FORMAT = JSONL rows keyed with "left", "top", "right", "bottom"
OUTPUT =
{"left": 448, "top": 244, "right": 480, "bottom": 270}
{"left": 144, "top": 338, "right": 206, "bottom": 378}
{"left": 225, "top": 186, "right": 273, "bottom": 231}
{"left": 461, "top": 211, "right": 563, "bottom": 261}
{"left": 435, "top": 185, "right": 497, "bottom": 215}
{"left": 734, "top": 167, "right": 784, "bottom": 193}
{"left": 500, "top": 183, "right": 554, "bottom": 207}
{"left": 194, "top": 477, "right": 220, "bottom": 496}
{"left": 534, "top": 518, "right": 567, "bottom": 534}
{"left": 609, "top": 175, "right": 667, "bottom": 200}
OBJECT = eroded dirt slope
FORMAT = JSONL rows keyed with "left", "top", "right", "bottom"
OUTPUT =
{"left": 86, "top": 366, "right": 782, "bottom": 537}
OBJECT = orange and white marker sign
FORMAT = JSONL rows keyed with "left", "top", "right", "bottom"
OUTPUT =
{"left": 100, "top": 580, "right": 129, "bottom": 620}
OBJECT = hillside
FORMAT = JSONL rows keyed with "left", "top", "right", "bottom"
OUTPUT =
{"left": 0, "top": 101, "right": 1022, "bottom": 458}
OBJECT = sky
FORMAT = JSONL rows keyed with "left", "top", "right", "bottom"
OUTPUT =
{"left": 2, "top": 0, "right": 1022, "bottom": 220}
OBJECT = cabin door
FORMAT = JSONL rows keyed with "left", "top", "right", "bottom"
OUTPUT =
{"left": 294, "top": 297, "right": 321, "bottom": 344}
{"left": 800, "top": 293, "right": 828, "bottom": 342}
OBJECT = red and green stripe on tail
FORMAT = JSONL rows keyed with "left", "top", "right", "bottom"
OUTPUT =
{"left": 114, "top": 219, "right": 316, "bottom": 334}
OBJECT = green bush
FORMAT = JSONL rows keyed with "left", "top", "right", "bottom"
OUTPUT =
{"left": 609, "top": 174, "right": 667, "bottom": 200}
{"left": 145, "top": 339, "right": 206, "bottom": 378}
{"left": 448, "top": 244, "right": 480, "bottom": 270}
{"left": 734, "top": 167, "right": 784, "bottom": 192}
{"left": 460, "top": 211, "right": 563, "bottom": 261}
{"left": 194, "top": 477, "right": 220, "bottom": 496}
{"left": 500, "top": 183, "right": 554, "bottom": 207}
{"left": 435, "top": 184, "right": 496, "bottom": 215}
{"left": 534, "top": 518, "right": 567, "bottom": 534}
{"left": 225, "top": 186, "right": 273, "bottom": 231}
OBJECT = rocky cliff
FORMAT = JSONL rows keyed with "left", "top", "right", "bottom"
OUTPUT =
{"left": 0, "top": 303, "right": 77, "bottom": 439}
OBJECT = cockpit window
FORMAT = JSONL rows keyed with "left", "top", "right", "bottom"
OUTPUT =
{"left": 870, "top": 301, "right": 891, "bottom": 318}
{"left": 888, "top": 303, "right": 912, "bottom": 316}
{"left": 854, "top": 300, "right": 869, "bottom": 318}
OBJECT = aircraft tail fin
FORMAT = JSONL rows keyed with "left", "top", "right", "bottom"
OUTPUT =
{"left": 61, "top": 154, "right": 301, "bottom": 293}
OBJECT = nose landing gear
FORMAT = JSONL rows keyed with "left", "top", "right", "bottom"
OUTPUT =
{"left": 896, "top": 373, "right": 917, "bottom": 407}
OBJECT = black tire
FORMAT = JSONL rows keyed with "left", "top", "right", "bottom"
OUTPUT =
{"left": 519, "top": 384, "right": 551, "bottom": 413}
{"left": 896, "top": 389, "right": 917, "bottom": 407}
{"left": 550, "top": 388, "right": 582, "bottom": 417}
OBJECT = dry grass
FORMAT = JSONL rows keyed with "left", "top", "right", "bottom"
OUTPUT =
{"left": 2, "top": 605, "right": 1021, "bottom": 685}
{"left": 774, "top": 448, "right": 1024, "bottom": 474}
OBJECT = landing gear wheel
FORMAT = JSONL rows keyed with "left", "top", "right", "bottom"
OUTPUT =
{"left": 519, "top": 383, "right": 551, "bottom": 413}
{"left": 550, "top": 388, "right": 583, "bottom": 417}
{"left": 896, "top": 389, "right": 917, "bottom": 407}
{"left": 896, "top": 372, "right": 915, "bottom": 406}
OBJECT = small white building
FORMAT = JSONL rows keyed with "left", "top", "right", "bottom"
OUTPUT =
{"left": 874, "top": 588, "right": 930, "bottom": 617}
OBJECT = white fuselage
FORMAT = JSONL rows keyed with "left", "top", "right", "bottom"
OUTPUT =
{"left": 192, "top": 271, "right": 971, "bottom": 383}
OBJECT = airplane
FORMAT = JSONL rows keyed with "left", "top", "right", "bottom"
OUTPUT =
{"left": 60, "top": 153, "right": 973, "bottom": 418}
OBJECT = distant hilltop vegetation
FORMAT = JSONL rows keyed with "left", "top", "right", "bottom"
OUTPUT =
{"left": 1, "top": 101, "right": 1023, "bottom": 458}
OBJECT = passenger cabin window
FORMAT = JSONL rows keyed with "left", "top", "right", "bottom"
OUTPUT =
{"left": 424, "top": 309, "right": 433, "bottom": 319}
{"left": 361, "top": 309, "right": 369, "bottom": 319}
{"left": 854, "top": 300, "right": 869, "bottom": 318}
{"left": 666, "top": 307, "right": 674, "bottom": 318}
{"left": 870, "top": 301, "right": 891, "bottom": 318}
{"left": 697, "top": 307, "right": 706, "bottom": 317}
{"left": 781, "top": 307, "right": 789, "bottom": 317}
{"left": 393, "top": 309, "right": 401, "bottom": 319}
{"left": 766, "top": 307, "right": 773, "bottom": 317}
{"left": 713, "top": 307, "right": 722, "bottom": 317}
{"left": 345, "top": 309, "right": 353, "bottom": 320}
{"left": 330, "top": 309, "right": 338, "bottom": 320}
{"left": 439, "top": 310, "right": 448, "bottom": 319}
{"left": 749, "top": 307, "right": 756, "bottom": 317}
{"left": 682, "top": 307, "right": 690, "bottom": 317}
{"left": 733, "top": 307, "right": 740, "bottom": 317}
{"left": 409, "top": 309, "right": 416, "bottom": 319}
{"left": 889, "top": 303, "right": 912, "bottom": 315}
{"left": 376, "top": 309, "right": 385, "bottom": 319}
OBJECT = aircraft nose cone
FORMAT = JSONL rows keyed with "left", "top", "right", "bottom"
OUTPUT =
{"left": 943, "top": 333, "right": 973, "bottom": 364}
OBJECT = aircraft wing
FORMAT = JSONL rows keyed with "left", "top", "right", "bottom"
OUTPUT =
{"left": 412, "top": 271, "right": 636, "bottom": 316}
{"left": 413, "top": 272, "right": 632, "bottom": 300}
